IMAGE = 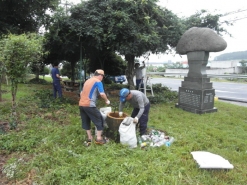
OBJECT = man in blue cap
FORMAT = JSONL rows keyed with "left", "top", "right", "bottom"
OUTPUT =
{"left": 119, "top": 88, "right": 150, "bottom": 135}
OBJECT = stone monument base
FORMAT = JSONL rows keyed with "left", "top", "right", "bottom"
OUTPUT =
{"left": 175, "top": 87, "right": 217, "bottom": 114}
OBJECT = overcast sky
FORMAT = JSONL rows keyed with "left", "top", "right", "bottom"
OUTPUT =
{"left": 67, "top": 0, "right": 247, "bottom": 62}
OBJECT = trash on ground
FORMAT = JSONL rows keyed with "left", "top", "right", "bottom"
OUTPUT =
{"left": 191, "top": 151, "right": 234, "bottom": 169}
{"left": 138, "top": 129, "right": 175, "bottom": 148}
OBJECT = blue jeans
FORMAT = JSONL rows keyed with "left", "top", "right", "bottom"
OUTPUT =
{"left": 136, "top": 79, "right": 144, "bottom": 92}
{"left": 131, "top": 103, "right": 150, "bottom": 135}
{"left": 53, "top": 81, "right": 62, "bottom": 98}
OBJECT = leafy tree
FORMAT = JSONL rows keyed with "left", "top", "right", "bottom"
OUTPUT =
{"left": 88, "top": 51, "right": 126, "bottom": 75}
{"left": 29, "top": 62, "right": 46, "bottom": 79}
{"left": 1, "top": 33, "right": 44, "bottom": 128}
{"left": 60, "top": 61, "right": 76, "bottom": 80}
{"left": 239, "top": 60, "right": 247, "bottom": 74}
{"left": 0, "top": 0, "right": 59, "bottom": 36}
{"left": 45, "top": 5, "right": 127, "bottom": 81}
{"left": 69, "top": 0, "right": 182, "bottom": 89}
{"left": 43, "top": 66, "right": 50, "bottom": 76}
{"left": 44, "top": 7, "right": 82, "bottom": 81}
{"left": 29, "top": 37, "right": 48, "bottom": 79}
{"left": 48, "top": 0, "right": 231, "bottom": 88}
{"left": 181, "top": 10, "right": 233, "bottom": 36}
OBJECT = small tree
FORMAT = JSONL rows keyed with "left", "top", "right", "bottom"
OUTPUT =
{"left": 239, "top": 60, "right": 247, "bottom": 74}
{"left": 1, "top": 33, "right": 44, "bottom": 128}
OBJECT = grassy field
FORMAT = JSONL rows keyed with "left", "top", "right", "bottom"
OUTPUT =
{"left": 0, "top": 81, "right": 247, "bottom": 185}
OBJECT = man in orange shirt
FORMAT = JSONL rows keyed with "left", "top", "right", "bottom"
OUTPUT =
{"left": 79, "top": 69, "right": 110, "bottom": 145}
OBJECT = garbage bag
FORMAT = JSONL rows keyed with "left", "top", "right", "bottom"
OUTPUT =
{"left": 119, "top": 117, "right": 137, "bottom": 148}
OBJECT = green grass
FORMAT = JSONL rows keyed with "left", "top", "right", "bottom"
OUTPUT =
{"left": 1, "top": 83, "right": 247, "bottom": 184}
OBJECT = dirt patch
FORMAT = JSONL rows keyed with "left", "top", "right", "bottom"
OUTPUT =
{"left": 63, "top": 90, "right": 79, "bottom": 102}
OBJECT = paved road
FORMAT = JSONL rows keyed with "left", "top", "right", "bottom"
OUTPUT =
{"left": 150, "top": 77, "right": 247, "bottom": 107}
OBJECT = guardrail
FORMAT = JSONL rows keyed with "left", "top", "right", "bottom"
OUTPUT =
{"left": 146, "top": 72, "right": 247, "bottom": 79}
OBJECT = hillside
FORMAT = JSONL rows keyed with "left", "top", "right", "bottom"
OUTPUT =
{"left": 214, "top": 50, "right": 247, "bottom": 61}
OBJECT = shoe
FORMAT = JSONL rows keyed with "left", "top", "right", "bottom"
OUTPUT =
{"left": 95, "top": 138, "right": 106, "bottom": 145}
{"left": 84, "top": 139, "right": 92, "bottom": 147}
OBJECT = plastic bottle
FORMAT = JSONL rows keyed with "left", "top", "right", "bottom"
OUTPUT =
{"left": 165, "top": 137, "right": 175, "bottom": 147}
{"left": 141, "top": 135, "right": 147, "bottom": 141}
{"left": 138, "top": 136, "right": 142, "bottom": 145}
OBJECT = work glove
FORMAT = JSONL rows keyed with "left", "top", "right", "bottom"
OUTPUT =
{"left": 106, "top": 100, "right": 110, "bottom": 105}
{"left": 133, "top": 117, "right": 139, "bottom": 124}
{"left": 119, "top": 112, "right": 123, "bottom": 117}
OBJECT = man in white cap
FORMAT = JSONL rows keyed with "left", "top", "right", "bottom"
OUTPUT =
{"left": 134, "top": 61, "right": 145, "bottom": 92}
{"left": 119, "top": 88, "right": 150, "bottom": 136}
{"left": 79, "top": 69, "right": 110, "bottom": 145}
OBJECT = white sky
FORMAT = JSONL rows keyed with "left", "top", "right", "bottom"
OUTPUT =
{"left": 66, "top": 0, "right": 247, "bottom": 62}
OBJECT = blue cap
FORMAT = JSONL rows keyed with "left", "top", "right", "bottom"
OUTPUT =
{"left": 119, "top": 88, "right": 130, "bottom": 102}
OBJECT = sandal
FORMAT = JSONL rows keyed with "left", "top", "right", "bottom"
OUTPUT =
{"left": 84, "top": 139, "right": 92, "bottom": 147}
{"left": 95, "top": 138, "right": 106, "bottom": 145}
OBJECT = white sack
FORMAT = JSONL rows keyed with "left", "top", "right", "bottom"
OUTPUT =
{"left": 119, "top": 117, "right": 137, "bottom": 148}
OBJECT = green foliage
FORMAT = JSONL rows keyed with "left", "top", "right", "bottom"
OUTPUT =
{"left": 43, "top": 8, "right": 81, "bottom": 81}
{"left": 105, "top": 83, "right": 128, "bottom": 90}
{"left": 43, "top": 66, "right": 50, "bottom": 75}
{"left": 70, "top": 0, "right": 182, "bottom": 56}
{"left": 2, "top": 33, "right": 45, "bottom": 83}
{"left": 1, "top": 33, "right": 46, "bottom": 128}
{"left": 181, "top": 10, "right": 232, "bottom": 36}
{"left": 32, "top": 89, "right": 76, "bottom": 108}
{"left": 28, "top": 78, "right": 50, "bottom": 85}
{"left": 69, "top": 0, "right": 182, "bottom": 88}
{"left": 148, "top": 84, "right": 178, "bottom": 104}
{"left": 240, "top": 60, "right": 247, "bottom": 74}
{"left": 0, "top": 0, "right": 60, "bottom": 36}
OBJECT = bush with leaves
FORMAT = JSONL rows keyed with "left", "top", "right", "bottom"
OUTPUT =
{"left": 148, "top": 83, "right": 178, "bottom": 104}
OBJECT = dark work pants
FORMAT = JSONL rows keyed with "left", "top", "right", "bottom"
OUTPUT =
{"left": 136, "top": 79, "right": 144, "bottom": 92}
{"left": 53, "top": 81, "right": 62, "bottom": 98}
{"left": 79, "top": 106, "right": 104, "bottom": 131}
{"left": 131, "top": 103, "right": 150, "bottom": 135}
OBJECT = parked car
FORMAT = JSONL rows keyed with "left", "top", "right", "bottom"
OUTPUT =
{"left": 106, "top": 75, "right": 126, "bottom": 84}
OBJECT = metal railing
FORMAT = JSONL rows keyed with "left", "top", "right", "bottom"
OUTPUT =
{"left": 146, "top": 72, "right": 247, "bottom": 79}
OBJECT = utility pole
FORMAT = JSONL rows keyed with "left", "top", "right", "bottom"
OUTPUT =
{"left": 60, "top": 0, "right": 71, "bottom": 15}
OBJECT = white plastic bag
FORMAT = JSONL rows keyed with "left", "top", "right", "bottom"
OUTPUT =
{"left": 119, "top": 117, "right": 137, "bottom": 148}
{"left": 95, "top": 107, "right": 112, "bottom": 136}
{"left": 100, "top": 107, "right": 112, "bottom": 120}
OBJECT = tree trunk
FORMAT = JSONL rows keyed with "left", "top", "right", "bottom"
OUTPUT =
{"left": 125, "top": 54, "right": 135, "bottom": 90}
{"left": 35, "top": 72, "right": 39, "bottom": 80}
{"left": 11, "top": 80, "right": 18, "bottom": 129}
{"left": 71, "top": 61, "right": 76, "bottom": 82}
{"left": 0, "top": 75, "right": 2, "bottom": 102}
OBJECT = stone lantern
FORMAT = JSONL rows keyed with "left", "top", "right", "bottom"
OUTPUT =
{"left": 175, "top": 27, "right": 227, "bottom": 114}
